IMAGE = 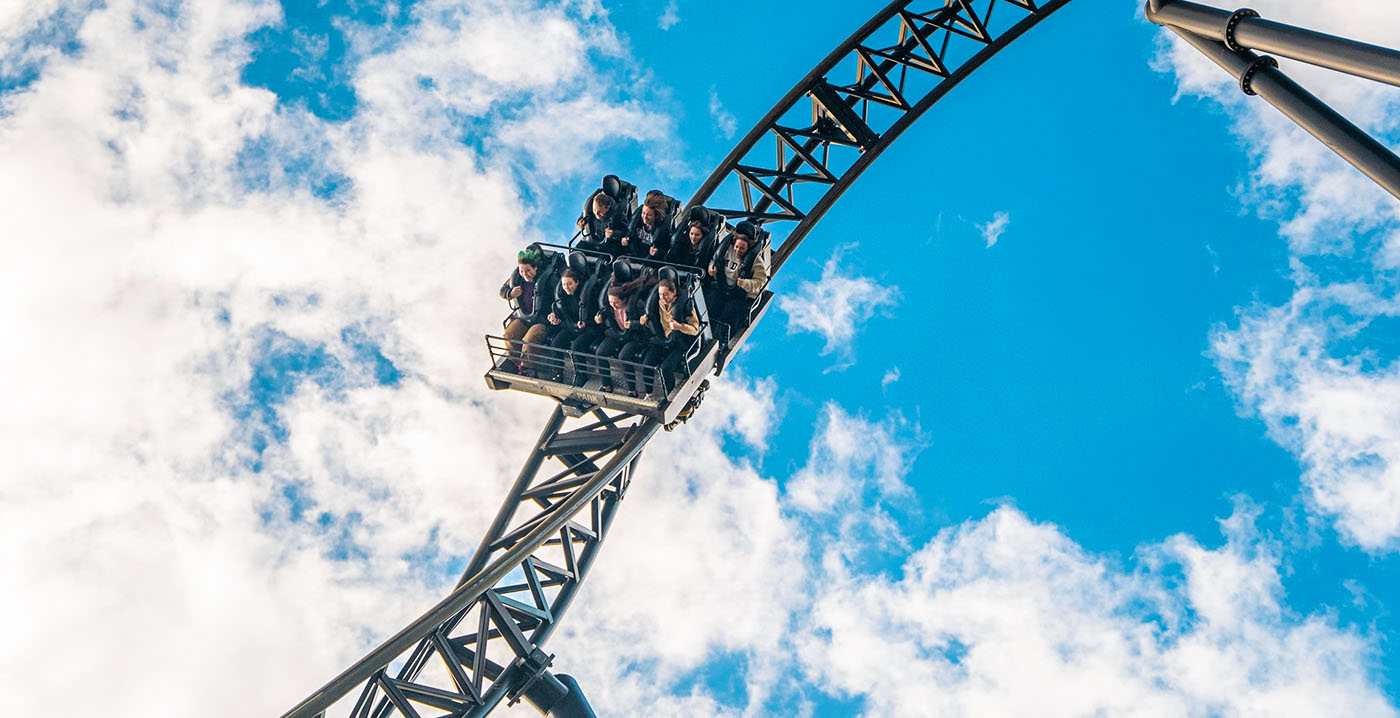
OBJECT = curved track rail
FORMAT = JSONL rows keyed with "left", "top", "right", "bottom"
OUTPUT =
{"left": 283, "top": 0, "right": 1400, "bottom": 716}
{"left": 281, "top": 3, "right": 1072, "bottom": 717}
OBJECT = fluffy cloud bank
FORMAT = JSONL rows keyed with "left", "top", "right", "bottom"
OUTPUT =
{"left": 552, "top": 402, "right": 1396, "bottom": 718}
{"left": 0, "top": 0, "right": 673, "bottom": 714}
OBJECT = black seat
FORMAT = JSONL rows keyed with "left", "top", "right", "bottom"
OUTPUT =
{"left": 671, "top": 205, "right": 724, "bottom": 247}
{"left": 600, "top": 174, "right": 637, "bottom": 217}
{"left": 598, "top": 258, "right": 640, "bottom": 310}
{"left": 567, "top": 250, "right": 594, "bottom": 276}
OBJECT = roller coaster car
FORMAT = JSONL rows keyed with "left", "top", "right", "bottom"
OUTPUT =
{"left": 484, "top": 253, "right": 750, "bottom": 425}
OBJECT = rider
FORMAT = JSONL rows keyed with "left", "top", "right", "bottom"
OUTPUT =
{"left": 622, "top": 194, "right": 671, "bottom": 259}
{"left": 666, "top": 219, "right": 715, "bottom": 271}
{"left": 593, "top": 276, "right": 655, "bottom": 395}
{"left": 705, "top": 222, "right": 769, "bottom": 343}
{"left": 547, "top": 268, "right": 596, "bottom": 384}
{"left": 576, "top": 192, "right": 628, "bottom": 257}
{"left": 638, "top": 278, "right": 700, "bottom": 395}
{"left": 499, "top": 247, "right": 560, "bottom": 375}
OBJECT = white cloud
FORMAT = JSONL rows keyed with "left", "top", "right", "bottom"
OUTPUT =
{"left": 798, "top": 502, "right": 1397, "bottom": 717}
{"left": 0, "top": 0, "right": 681, "bottom": 715}
{"left": 786, "top": 403, "right": 916, "bottom": 518}
{"left": 1152, "top": 0, "right": 1400, "bottom": 550}
{"left": 539, "top": 392, "right": 1397, "bottom": 718}
{"left": 1213, "top": 286, "right": 1400, "bottom": 551}
{"left": 708, "top": 85, "right": 738, "bottom": 140}
{"left": 978, "top": 210, "right": 1010, "bottom": 247}
{"left": 658, "top": 0, "right": 680, "bottom": 31}
{"left": 777, "top": 244, "right": 899, "bottom": 367}
{"left": 881, "top": 365, "right": 900, "bottom": 390}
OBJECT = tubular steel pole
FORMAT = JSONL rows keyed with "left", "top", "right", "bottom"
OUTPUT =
{"left": 1146, "top": 0, "right": 1400, "bottom": 88}
{"left": 1168, "top": 28, "right": 1400, "bottom": 202}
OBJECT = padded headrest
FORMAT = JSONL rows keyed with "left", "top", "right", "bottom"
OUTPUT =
{"left": 602, "top": 175, "right": 622, "bottom": 200}
{"left": 567, "top": 251, "right": 591, "bottom": 275}
{"left": 611, "top": 258, "right": 635, "bottom": 283}
{"left": 658, "top": 266, "right": 679, "bottom": 285}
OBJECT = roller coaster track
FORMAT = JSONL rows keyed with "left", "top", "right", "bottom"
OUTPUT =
{"left": 281, "top": 2, "right": 1400, "bottom": 716}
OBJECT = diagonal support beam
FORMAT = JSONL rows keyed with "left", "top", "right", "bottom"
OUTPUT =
{"left": 1164, "top": 25, "right": 1400, "bottom": 201}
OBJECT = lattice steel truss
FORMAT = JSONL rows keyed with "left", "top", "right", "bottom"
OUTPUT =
{"left": 281, "top": 2, "right": 1074, "bottom": 717}
{"left": 284, "top": 409, "right": 656, "bottom": 718}
{"left": 689, "top": 0, "right": 1072, "bottom": 272}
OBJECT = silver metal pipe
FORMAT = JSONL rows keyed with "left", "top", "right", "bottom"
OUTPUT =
{"left": 1147, "top": 0, "right": 1400, "bottom": 87}
{"left": 1170, "top": 27, "right": 1400, "bottom": 201}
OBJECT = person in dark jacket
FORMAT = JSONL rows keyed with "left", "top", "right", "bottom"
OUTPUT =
{"left": 621, "top": 195, "right": 671, "bottom": 259}
{"left": 593, "top": 276, "right": 654, "bottom": 395}
{"left": 666, "top": 220, "right": 715, "bottom": 270}
{"left": 637, "top": 278, "right": 701, "bottom": 396}
{"left": 499, "top": 247, "right": 561, "bottom": 375}
{"left": 547, "top": 268, "right": 601, "bottom": 384}
{"left": 705, "top": 223, "right": 769, "bottom": 341}
{"left": 576, "top": 192, "right": 628, "bottom": 256}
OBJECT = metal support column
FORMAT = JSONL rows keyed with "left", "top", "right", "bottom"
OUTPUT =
{"left": 1146, "top": 0, "right": 1400, "bottom": 87}
{"left": 1147, "top": 2, "right": 1400, "bottom": 202}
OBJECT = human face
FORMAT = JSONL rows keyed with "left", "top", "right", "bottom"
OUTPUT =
{"left": 518, "top": 261, "right": 537, "bottom": 282}
{"left": 608, "top": 295, "right": 625, "bottom": 311}
{"left": 734, "top": 237, "right": 750, "bottom": 256}
{"left": 641, "top": 205, "right": 655, "bottom": 226}
{"left": 659, "top": 284, "right": 676, "bottom": 303}
{"left": 689, "top": 226, "right": 703, "bottom": 245}
{"left": 561, "top": 275, "right": 578, "bottom": 294}
{"left": 592, "top": 200, "right": 608, "bottom": 219}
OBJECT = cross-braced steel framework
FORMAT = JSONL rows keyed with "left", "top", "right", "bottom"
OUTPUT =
{"left": 281, "top": 2, "right": 1400, "bottom": 717}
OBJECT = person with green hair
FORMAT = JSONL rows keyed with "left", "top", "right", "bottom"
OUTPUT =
{"left": 499, "top": 246, "right": 560, "bottom": 375}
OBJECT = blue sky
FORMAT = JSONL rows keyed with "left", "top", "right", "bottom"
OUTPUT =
{"left": 3, "top": 0, "right": 1400, "bottom": 716}
{"left": 603, "top": 0, "right": 1400, "bottom": 697}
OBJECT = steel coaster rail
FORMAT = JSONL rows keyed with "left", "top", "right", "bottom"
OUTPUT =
{"left": 282, "top": 2, "right": 1400, "bottom": 717}
{"left": 281, "top": 3, "right": 1076, "bottom": 717}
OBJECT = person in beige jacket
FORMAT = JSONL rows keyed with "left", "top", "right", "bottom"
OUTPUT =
{"left": 637, "top": 278, "right": 701, "bottom": 395}
{"left": 703, "top": 222, "right": 769, "bottom": 343}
